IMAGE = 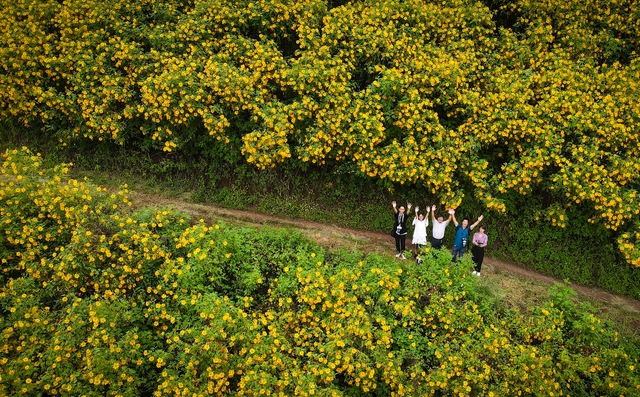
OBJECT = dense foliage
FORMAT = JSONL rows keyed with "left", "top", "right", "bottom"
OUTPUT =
{"left": 0, "top": 1, "right": 639, "bottom": 276}
{"left": 1, "top": 147, "right": 639, "bottom": 396}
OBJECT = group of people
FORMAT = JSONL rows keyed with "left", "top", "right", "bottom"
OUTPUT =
{"left": 390, "top": 201, "right": 487, "bottom": 275}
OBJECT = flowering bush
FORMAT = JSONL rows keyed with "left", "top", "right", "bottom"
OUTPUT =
{"left": 1, "top": 148, "right": 638, "bottom": 395}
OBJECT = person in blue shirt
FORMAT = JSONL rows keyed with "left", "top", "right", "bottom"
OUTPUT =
{"left": 451, "top": 210, "right": 483, "bottom": 262}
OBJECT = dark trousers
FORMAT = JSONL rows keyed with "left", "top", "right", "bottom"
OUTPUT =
{"left": 395, "top": 234, "right": 406, "bottom": 253}
{"left": 472, "top": 245, "right": 485, "bottom": 272}
{"left": 431, "top": 237, "right": 444, "bottom": 249}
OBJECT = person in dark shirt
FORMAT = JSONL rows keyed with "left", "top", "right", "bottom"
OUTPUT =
{"left": 391, "top": 201, "right": 412, "bottom": 260}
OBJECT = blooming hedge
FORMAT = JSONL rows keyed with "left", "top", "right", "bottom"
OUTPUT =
{"left": 1, "top": 148, "right": 638, "bottom": 396}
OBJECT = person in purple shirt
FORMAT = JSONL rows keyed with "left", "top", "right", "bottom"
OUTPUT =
{"left": 471, "top": 225, "right": 488, "bottom": 275}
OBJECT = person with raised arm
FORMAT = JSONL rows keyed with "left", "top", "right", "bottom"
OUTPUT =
{"left": 411, "top": 206, "right": 429, "bottom": 263}
{"left": 391, "top": 201, "right": 411, "bottom": 260}
{"left": 451, "top": 211, "right": 483, "bottom": 262}
{"left": 430, "top": 205, "right": 453, "bottom": 250}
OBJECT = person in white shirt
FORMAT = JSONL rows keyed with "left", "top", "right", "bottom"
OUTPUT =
{"left": 431, "top": 205, "right": 453, "bottom": 249}
{"left": 411, "top": 206, "right": 429, "bottom": 262}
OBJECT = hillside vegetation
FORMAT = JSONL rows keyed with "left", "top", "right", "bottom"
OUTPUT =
{"left": 1, "top": 0, "right": 640, "bottom": 295}
{"left": 2, "top": 147, "right": 639, "bottom": 396}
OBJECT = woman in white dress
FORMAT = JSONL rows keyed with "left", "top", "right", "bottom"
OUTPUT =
{"left": 411, "top": 206, "right": 429, "bottom": 263}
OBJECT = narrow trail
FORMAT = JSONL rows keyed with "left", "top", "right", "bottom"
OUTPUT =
{"left": 131, "top": 192, "right": 640, "bottom": 314}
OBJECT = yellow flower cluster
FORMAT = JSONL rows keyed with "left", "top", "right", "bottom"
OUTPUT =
{"left": 618, "top": 227, "right": 640, "bottom": 268}
{"left": 502, "top": 0, "right": 640, "bottom": 61}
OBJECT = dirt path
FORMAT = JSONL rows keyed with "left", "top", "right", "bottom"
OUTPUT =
{"left": 131, "top": 192, "right": 640, "bottom": 314}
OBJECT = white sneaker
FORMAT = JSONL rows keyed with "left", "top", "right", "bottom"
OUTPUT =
{"left": 400, "top": 254, "right": 406, "bottom": 260}
{"left": 395, "top": 253, "right": 401, "bottom": 257}
{"left": 476, "top": 272, "right": 481, "bottom": 276}
{"left": 472, "top": 271, "right": 477, "bottom": 275}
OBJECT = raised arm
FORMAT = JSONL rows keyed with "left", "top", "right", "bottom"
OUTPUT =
{"left": 470, "top": 215, "right": 484, "bottom": 230}
{"left": 413, "top": 206, "right": 420, "bottom": 221}
{"left": 449, "top": 209, "right": 457, "bottom": 226}
{"left": 392, "top": 201, "right": 398, "bottom": 214}
{"left": 431, "top": 205, "right": 436, "bottom": 222}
